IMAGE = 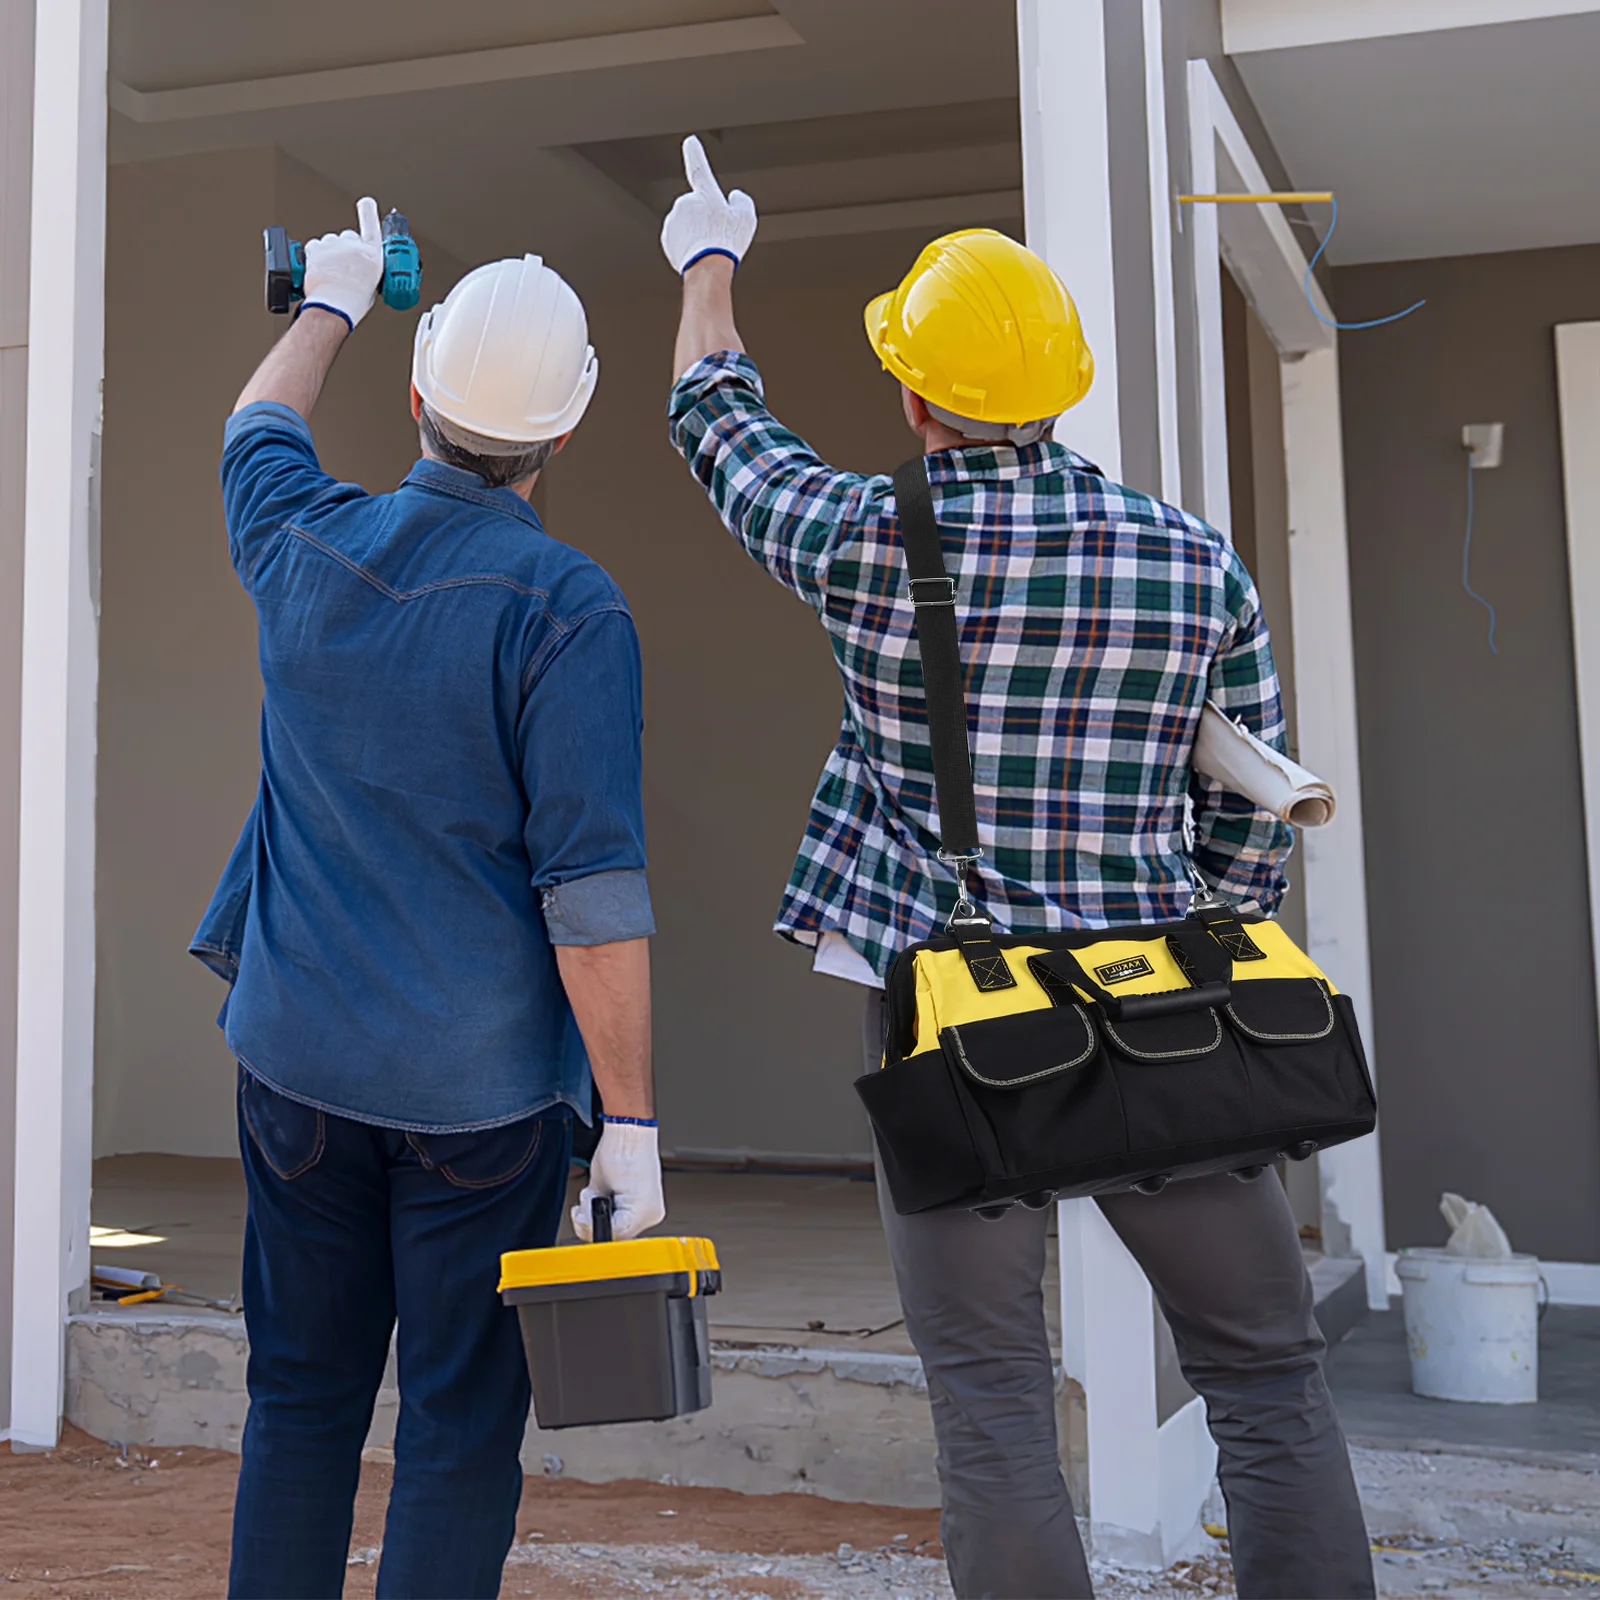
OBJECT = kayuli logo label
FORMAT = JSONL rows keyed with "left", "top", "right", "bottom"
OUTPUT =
{"left": 1094, "top": 954, "right": 1155, "bottom": 985}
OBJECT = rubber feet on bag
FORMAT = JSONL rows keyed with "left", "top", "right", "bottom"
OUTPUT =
{"left": 973, "top": 1204, "right": 1014, "bottom": 1222}
{"left": 1018, "top": 1190, "right": 1056, "bottom": 1211}
{"left": 1282, "top": 1141, "right": 1319, "bottom": 1162}
{"left": 1231, "top": 1165, "right": 1270, "bottom": 1183}
{"left": 1133, "top": 1174, "right": 1171, "bottom": 1196}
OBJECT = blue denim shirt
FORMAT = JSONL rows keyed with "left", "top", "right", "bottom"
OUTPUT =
{"left": 192, "top": 402, "right": 653, "bottom": 1131}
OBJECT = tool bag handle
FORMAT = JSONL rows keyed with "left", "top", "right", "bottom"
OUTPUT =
{"left": 1031, "top": 925, "right": 1233, "bottom": 1020}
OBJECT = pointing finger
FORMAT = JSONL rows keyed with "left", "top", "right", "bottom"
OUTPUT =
{"left": 682, "top": 135, "right": 725, "bottom": 205}
{"left": 356, "top": 196, "right": 382, "bottom": 247}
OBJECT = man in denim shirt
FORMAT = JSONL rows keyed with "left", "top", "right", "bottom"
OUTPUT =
{"left": 194, "top": 199, "right": 661, "bottom": 1599}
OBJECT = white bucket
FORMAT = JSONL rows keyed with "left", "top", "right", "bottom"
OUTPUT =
{"left": 1395, "top": 1248, "right": 1541, "bottom": 1404}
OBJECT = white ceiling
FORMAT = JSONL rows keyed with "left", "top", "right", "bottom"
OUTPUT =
{"left": 1231, "top": 8, "right": 1600, "bottom": 264}
{"left": 109, "top": 0, "right": 1021, "bottom": 282}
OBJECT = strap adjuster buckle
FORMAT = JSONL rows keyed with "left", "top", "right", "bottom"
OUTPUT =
{"left": 907, "top": 576, "right": 957, "bottom": 607}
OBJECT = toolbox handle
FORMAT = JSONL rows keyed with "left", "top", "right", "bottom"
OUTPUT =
{"left": 590, "top": 1194, "right": 614, "bottom": 1244}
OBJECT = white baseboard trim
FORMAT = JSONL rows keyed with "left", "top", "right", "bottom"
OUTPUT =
{"left": 1385, "top": 1252, "right": 1600, "bottom": 1306}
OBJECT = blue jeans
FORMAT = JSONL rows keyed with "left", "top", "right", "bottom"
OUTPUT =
{"left": 229, "top": 1068, "right": 573, "bottom": 1599}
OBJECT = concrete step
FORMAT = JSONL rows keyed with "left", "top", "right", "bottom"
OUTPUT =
{"left": 64, "top": 1308, "right": 966, "bottom": 1506}
{"left": 1309, "top": 1254, "right": 1370, "bottom": 1348}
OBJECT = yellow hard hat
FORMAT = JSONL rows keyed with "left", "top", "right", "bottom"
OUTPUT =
{"left": 864, "top": 228, "right": 1093, "bottom": 425}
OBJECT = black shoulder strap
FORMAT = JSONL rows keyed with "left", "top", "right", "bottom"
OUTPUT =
{"left": 892, "top": 457, "right": 980, "bottom": 859}
{"left": 892, "top": 457, "right": 1016, "bottom": 991}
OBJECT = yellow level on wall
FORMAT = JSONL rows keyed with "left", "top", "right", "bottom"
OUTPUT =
{"left": 1177, "top": 192, "right": 1334, "bottom": 204}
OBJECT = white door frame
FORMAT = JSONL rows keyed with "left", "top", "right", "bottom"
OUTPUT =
{"left": 1557, "top": 322, "right": 1600, "bottom": 1219}
{"left": 1187, "top": 61, "right": 1387, "bottom": 1309}
{"left": 9, "top": 0, "right": 106, "bottom": 1448}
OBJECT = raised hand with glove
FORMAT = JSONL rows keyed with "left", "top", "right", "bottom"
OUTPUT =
{"left": 235, "top": 194, "right": 389, "bottom": 416}
{"left": 571, "top": 1119, "right": 666, "bottom": 1242}
{"left": 664, "top": 137, "right": 756, "bottom": 379}
{"left": 660, "top": 135, "right": 758, "bottom": 274}
{"left": 300, "top": 195, "right": 385, "bottom": 331}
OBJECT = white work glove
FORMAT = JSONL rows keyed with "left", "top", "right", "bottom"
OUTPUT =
{"left": 301, "top": 195, "right": 384, "bottom": 330}
{"left": 572, "top": 1120, "right": 666, "bottom": 1242}
{"left": 660, "top": 135, "right": 757, "bottom": 274}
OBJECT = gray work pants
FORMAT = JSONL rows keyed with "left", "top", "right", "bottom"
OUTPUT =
{"left": 862, "top": 990, "right": 1374, "bottom": 1600}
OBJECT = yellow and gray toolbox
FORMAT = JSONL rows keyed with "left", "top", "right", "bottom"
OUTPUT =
{"left": 498, "top": 1197, "right": 721, "bottom": 1429}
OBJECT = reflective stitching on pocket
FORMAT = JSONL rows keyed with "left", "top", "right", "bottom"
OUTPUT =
{"left": 946, "top": 1005, "right": 1098, "bottom": 1087}
{"left": 240, "top": 1076, "right": 326, "bottom": 1181}
{"left": 1225, "top": 982, "right": 1336, "bottom": 1043}
{"left": 1102, "top": 1011, "right": 1223, "bottom": 1061}
{"left": 405, "top": 1119, "right": 545, "bottom": 1190}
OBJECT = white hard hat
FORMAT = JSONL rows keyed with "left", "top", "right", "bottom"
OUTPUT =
{"left": 411, "top": 255, "right": 598, "bottom": 444}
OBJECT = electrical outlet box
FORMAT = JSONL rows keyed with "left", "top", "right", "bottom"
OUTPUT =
{"left": 1463, "top": 422, "right": 1504, "bottom": 469}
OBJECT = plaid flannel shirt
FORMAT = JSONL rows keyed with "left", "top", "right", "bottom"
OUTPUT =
{"left": 668, "top": 352, "right": 1293, "bottom": 984}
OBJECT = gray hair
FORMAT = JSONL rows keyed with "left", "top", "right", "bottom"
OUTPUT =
{"left": 926, "top": 400, "right": 1057, "bottom": 447}
{"left": 418, "top": 403, "right": 557, "bottom": 489}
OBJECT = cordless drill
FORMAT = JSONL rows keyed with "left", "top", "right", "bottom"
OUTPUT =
{"left": 263, "top": 209, "right": 423, "bottom": 315}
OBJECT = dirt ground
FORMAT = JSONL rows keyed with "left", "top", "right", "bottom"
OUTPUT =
{"left": 0, "top": 1428, "right": 946, "bottom": 1598}
{"left": 8, "top": 1428, "right": 1600, "bottom": 1599}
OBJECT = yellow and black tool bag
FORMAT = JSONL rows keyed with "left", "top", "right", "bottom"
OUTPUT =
{"left": 854, "top": 458, "right": 1377, "bottom": 1217}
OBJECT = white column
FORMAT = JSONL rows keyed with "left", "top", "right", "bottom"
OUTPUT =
{"left": 1017, "top": 0, "right": 1121, "bottom": 480}
{"left": 0, "top": 0, "right": 36, "bottom": 1444}
{"left": 1142, "top": 0, "right": 1182, "bottom": 506}
{"left": 10, "top": 0, "right": 106, "bottom": 1448}
{"left": 1057, "top": 1203, "right": 1163, "bottom": 1564}
{"left": 1020, "top": 0, "right": 1216, "bottom": 1567}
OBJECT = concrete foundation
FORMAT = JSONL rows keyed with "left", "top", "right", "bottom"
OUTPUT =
{"left": 70, "top": 1161, "right": 1362, "bottom": 1511}
{"left": 66, "top": 1308, "right": 1088, "bottom": 1508}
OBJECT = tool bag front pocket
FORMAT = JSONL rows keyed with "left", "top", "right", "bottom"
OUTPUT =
{"left": 1096, "top": 1006, "right": 1254, "bottom": 1156}
{"left": 1225, "top": 977, "right": 1375, "bottom": 1133}
{"left": 936, "top": 1004, "right": 1126, "bottom": 1182}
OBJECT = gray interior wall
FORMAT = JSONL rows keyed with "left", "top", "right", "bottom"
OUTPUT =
{"left": 1338, "top": 243, "right": 1600, "bottom": 1261}
{"left": 0, "top": 0, "right": 33, "bottom": 1435}
{"left": 96, "top": 147, "right": 467, "bottom": 1157}
{"left": 544, "top": 236, "right": 927, "bottom": 1161}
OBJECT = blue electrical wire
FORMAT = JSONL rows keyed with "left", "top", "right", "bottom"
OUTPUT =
{"left": 1461, "top": 450, "right": 1498, "bottom": 654}
{"left": 1302, "top": 196, "right": 1427, "bottom": 331}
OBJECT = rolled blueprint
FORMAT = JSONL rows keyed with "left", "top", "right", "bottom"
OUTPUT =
{"left": 1193, "top": 700, "right": 1336, "bottom": 828}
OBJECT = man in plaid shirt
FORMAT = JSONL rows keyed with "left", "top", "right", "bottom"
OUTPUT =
{"left": 661, "top": 139, "right": 1373, "bottom": 1600}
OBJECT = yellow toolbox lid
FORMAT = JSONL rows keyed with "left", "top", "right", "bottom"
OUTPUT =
{"left": 499, "top": 1235, "right": 721, "bottom": 1297}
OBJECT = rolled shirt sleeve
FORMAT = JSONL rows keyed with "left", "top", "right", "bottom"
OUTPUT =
{"left": 520, "top": 606, "right": 655, "bottom": 945}
{"left": 540, "top": 869, "right": 654, "bottom": 946}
